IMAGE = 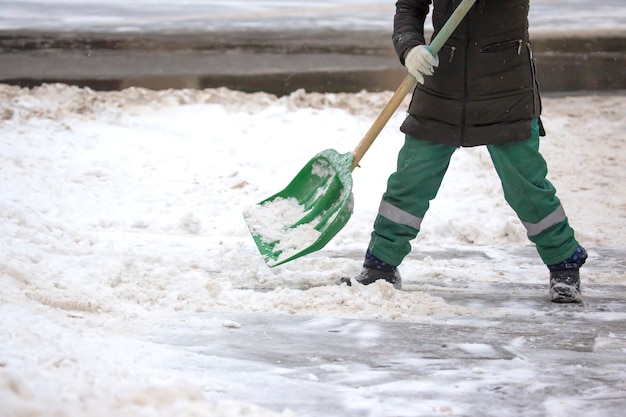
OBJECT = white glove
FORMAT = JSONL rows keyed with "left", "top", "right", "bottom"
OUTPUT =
{"left": 404, "top": 45, "right": 439, "bottom": 84}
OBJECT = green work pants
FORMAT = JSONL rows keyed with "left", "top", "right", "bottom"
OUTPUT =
{"left": 369, "top": 119, "right": 580, "bottom": 266}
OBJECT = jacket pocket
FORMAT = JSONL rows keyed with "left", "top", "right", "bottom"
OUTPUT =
{"left": 480, "top": 39, "right": 523, "bottom": 54}
{"left": 471, "top": 39, "right": 533, "bottom": 97}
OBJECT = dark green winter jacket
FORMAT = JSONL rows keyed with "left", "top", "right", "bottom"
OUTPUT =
{"left": 393, "top": 0, "right": 543, "bottom": 147}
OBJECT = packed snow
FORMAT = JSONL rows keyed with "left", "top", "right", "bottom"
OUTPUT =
{"left": 1, "top": 84, "right": 625, "bottom": 416}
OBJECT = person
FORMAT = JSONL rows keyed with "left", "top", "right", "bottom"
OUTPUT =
{"left": 341, "top": 0, "right": 587, "bottom": 303}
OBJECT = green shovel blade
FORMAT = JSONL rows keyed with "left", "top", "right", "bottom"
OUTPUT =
{"left": 243, "top": 149, "right": 354, "bottom": 267}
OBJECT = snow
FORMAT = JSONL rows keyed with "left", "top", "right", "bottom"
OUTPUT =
{"left": 244, "top": 196, "right": 323, "bottom": 266}
{"left": 1, "top": 83, "right": 625, "bottom": 416}
{"left": 2, "top": 0, "right": 625, "bottom": 33}
{"left": 2, "top": 2, "right": 626, "bottom": 414}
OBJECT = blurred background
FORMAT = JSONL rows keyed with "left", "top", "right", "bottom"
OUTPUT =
{"left": 0, "top": 0, "right": 625, "bottom": 94}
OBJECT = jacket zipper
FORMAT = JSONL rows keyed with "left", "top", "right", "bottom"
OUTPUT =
{"left": 440, "top": 45, "right": 457, "bottom": 63}
{"left": 448, "top": 46, "right": 456, "bottom": 62}
{"left": 527, "top": 42, "right": 539, "bottom": 114}
{"left": 460, "top": 19, "right": 470, "bottom": 145}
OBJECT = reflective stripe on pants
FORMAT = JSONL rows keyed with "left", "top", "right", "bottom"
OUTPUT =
{"left": 486, "top": 119, "right": 579, "bottom": 265}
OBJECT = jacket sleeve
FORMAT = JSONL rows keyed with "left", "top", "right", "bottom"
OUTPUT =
{"left": 393, "top": 0, "right": 432, "bottom": 64}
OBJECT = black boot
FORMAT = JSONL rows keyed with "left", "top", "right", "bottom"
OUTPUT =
{"left": 547, "top": 246, "right": 587, "bottom": 303}
{"left": 340, "top": 249, "right": 402, "bottom": 289}
{"left": 549, "top": 269, "right": 581, "bottom": 303}
{"left": 340, "top": 266, "right": 402, "bottom": 290}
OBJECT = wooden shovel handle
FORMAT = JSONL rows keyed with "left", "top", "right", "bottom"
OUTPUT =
{"left": 350, "top": 75, "right": 416, "bottom": 171}
{"left": 350, "top": 0, "right": 477, "bottom": 172}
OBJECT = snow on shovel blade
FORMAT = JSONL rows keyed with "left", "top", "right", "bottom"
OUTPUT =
{"left": 243, "top": 149, "right": 354, "bottom": 267}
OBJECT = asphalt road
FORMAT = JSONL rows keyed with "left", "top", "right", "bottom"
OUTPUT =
{"left": 1, "top": 28, "right": 625, "bottom": 94}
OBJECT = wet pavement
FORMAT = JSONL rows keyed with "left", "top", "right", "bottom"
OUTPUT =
{"left": 152, "top": 282, "right": 626, "bottom": 417}
{"left": 146, "top": 246, "right": 626, "bottom": 416}
{"left": 2, "top": 29, "right": 624, "bottom": 94}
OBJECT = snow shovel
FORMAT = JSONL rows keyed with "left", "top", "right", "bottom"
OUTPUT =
{"left": 244, "top": 0, "right": 477, "bottom": 267}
